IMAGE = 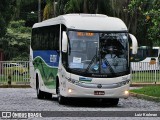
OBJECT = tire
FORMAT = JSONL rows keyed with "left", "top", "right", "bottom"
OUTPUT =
{"left": 109, "top": 98, "right": 119, "bottom": 106}
{"left": 102, "top": 98, "right": 119, "bottom": 106}
{"left": 45, "top": 92, "right": 52, "bottom": 99}
{"left": 36, "top": 77, "right": 44, "bottom": 99}
{"left": 57, "top": 86, "right": 66, "bottom": 105}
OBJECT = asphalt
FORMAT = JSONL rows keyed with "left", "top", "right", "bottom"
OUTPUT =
{"left": 0, "top": 84, "right": 160, "bottom": 103}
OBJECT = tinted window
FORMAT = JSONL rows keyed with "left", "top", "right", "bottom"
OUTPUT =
{"left": 31, "top": 25, "right": 60, "bottom": 50}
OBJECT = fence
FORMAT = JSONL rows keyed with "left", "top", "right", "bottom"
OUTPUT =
{"left": 0, "top": 61, "right": 29, "bottom": 85}
{"left": 131, "top": 62, "right": 160, "bottom": 84}
{"left": 0, "top": 61, "right": 160, "bottom": 85}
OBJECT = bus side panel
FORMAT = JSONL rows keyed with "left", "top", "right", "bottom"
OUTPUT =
{"left": 33, "top": 50, "right": 59, "bottom": 90}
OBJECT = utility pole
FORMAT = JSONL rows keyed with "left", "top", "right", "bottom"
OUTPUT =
{"left": 38, "top": 0, "right": 41, "bottom": 22}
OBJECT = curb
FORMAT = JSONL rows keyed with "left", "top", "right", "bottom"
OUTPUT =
{"left": 130, "top": 92, "right": 160, "bottom": 102}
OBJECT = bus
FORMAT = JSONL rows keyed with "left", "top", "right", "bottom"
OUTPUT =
{"left": 131, "top": 46, "right": 160, "bottom": 71}
{"left": 30, "top": 14, "right": 138, "bottom": 105}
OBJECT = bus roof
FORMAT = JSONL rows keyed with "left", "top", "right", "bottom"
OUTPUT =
{"left": 33, "top": 14, "right": 128, "bottom": 32}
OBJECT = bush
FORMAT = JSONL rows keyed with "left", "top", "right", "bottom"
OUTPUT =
{"left": 1, "top": 20, "right": 31, "bottom": 61}
{"left": 10, "top": 20, "right": 25, "bottom": 29}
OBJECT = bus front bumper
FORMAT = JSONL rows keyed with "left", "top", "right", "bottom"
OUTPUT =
{"left": 62, "top": 82, "right": 130, "bottom": 98}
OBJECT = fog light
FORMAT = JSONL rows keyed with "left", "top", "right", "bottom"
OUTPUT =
{"left": 124, "top": 90, "right": 129, "bottom": 95}
{"left": 68, "top": 89, "right": 72, "bottom": 93}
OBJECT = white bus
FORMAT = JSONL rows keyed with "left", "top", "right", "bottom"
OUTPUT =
{"left": 131, "top": 46, "right": 160, "bottom": 71}
{"left": 30, "top": 14, "right": 138, "bottom": 105}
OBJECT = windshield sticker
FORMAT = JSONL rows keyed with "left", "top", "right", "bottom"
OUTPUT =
{"left": 92, "top": 64, "right": 99, "bottom": 71}
{"left": 50, "top": 55, "right": 57, "bottom": 62}
{"left": 73, "top": 57, "right": 81, "bottom": 63}
{"left": 69, "top": 62, "right": 84, "bottom": 69}
{"left": 102, "top": 62, "right": 107, "bottom": 68}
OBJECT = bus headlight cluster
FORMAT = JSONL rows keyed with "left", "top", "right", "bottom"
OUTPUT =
{"left": 118, "top": 80, "right": 130, "bottom": 87}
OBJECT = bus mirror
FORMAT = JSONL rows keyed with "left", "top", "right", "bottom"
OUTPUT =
{"left": 62, "top": 31, "right": 68, "bottom": 53}
{"left": 129, "top": 34, "right": 138, "bottom": 54}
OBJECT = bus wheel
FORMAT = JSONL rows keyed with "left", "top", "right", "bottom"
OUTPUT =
{"left": 109, "top": 98, "right": 119, "bottom": 106}
{"left": 102, "top": 98, "right": 119, "bottom": 106}
{"left": 36, "top": 77, "right": 44, "bottom": 99}
{"left": 45, "top": 92, "right": 52, "bottom": 99}
{"left": 57, "top": 86, "right": 66, "bottom": 104}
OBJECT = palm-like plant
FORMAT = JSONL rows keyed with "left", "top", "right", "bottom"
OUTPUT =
{"left": 43, "top": 0, "right": 54, "bottom": 20}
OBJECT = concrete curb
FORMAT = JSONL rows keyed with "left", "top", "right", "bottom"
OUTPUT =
{"left": 130, "top": 92, "right": 160, "bottom": 102}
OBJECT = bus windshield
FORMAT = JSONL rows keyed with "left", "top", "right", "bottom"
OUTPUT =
{"left": 67, "top": 31, "right": 129, "bottom": 77}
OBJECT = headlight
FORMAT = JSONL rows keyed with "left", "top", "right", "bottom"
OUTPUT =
{"left": 124, "top": 90, "right": 129, "bottom": 95}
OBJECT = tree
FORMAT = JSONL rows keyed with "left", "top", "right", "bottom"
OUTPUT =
{"left": 128, "top": 0, "right": 160, "bottom": 46}
{"left": 0, "top": 20, "right": 31, "bottom": 60}
{"left": 62, "top": 0, "right": 112, "bottom": 15}
{"left": 0, "top": 0, "right": 13, "bottom": 37}
{"left": 145, "top": 0, "right": 160, "bottom": 45}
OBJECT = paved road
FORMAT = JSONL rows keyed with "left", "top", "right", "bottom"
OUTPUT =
{"left": 0, "top": 88, "right": 159, "bottom": 120}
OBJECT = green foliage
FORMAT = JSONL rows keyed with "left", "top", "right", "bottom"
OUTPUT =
{"left": 43, "top": 1, "right": 54, "bottom": 20}
{"left": 10, "top": 20, "right": 25, "bottom": 28}
{"left": 56, "top": 0, "right": 68, "bottom": 15}
{"left": 131, "top": 86, "right": 160, "bottom": 98}
{"left": 0, "top": 20, "right": 31, "bottom": 61}
{"left": 144, "top": 0, "right": 160, "bottom": 46}
{"left": 64, "top": 0, "right": 83, "bottom": 13}
{"left": 9, "top": 20, "right": 31, "bottom": 34}
{"left": 128, "top": 0, "right": 160, "bottom": 46}
{"left": 61, "top": 0, "right": 112, "bottom": 15}
{"left": 0, "top": 0, "right": 13, "bottom": 37}
{"left": 0, "top": 16, "right": 7, "bottom": 37}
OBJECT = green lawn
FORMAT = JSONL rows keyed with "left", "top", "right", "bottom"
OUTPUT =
{"left": 130, "top": 86, "right": 160, "bottom": 98}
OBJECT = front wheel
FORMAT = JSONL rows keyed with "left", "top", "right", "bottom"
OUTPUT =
{"left": 102, "top": 98, "right": 119, "bottom": 106}
{"left": 45, "top": 92, "right": 52, "bottom": 99}
{"left": 36, "top": 78, "right": 45, "bottom": 99}
{"left": 109, "top": 98, "right": 119, "bottom": 106}
{"left": 57, "top": 87, "right": 66, "bottom": 104}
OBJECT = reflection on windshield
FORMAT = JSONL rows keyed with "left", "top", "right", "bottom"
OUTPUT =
{"left": 67, "top": 31, "right": 129, "bottom": 77}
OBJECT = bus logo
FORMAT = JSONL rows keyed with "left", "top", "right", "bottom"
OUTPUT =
{"left": 97, "top": 84, "right": 102, "bottom": 88}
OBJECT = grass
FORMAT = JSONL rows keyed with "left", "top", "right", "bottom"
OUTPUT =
{"left": 130, "top": 86, "right": 160, "bottom": 98}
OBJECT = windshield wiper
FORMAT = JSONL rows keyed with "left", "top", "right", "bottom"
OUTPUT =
{"left": 85, "top": 54, "right": 98, "bottom": 73}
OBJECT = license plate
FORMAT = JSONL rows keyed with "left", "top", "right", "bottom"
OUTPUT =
{"left": 94, "top": 91, "right": 105, "bottom": 95}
